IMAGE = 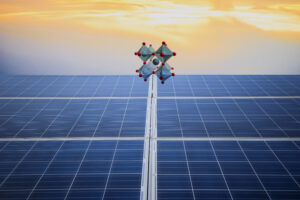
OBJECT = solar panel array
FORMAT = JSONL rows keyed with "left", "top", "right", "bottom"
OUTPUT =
{"left": 0, "top": 75, "right": 299, "bottom": 200}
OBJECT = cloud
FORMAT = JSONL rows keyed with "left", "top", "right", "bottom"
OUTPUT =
{"left": 211, "top": 0, "right": 234, "bottom": 10}
{"left": 173, "top": 18, "right": 300, "bottom": 74}
{"left": 0, "top": 0, "right": 300, "bottom": 75}
{"left": 0, "top": 0, "right": 145, "bottom": 12}
{"left": 0, "top": 16, "right": 299, "bottom": 75}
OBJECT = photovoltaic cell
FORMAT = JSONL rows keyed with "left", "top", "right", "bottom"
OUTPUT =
{"left": 158, "top": 75, "right": 300, "bottom": 97}
{"left": 157, "top": 141, "right": 300, "bottom": 200}
{"left": 0, "top": 76, "right": 148, "bottom": 97}
{"left": 158, "top": 98, "right": 300, "bottom": 137}
{"left": 0, "top": 99, "right": 146, "bottom": 138}
{"left": 0, "top": 140, "right": 144, "bottom": 200}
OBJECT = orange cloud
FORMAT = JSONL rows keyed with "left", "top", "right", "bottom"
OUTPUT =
{"left": 1, "top": 0, "right": 300, "bottom": 32}
{"left": 0, "top": 0, "right": 300, "bottom": 75}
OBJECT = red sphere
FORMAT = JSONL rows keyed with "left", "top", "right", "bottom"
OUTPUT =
{"left": 138, "top": 52, "right": 141, "bottom": 56}
{"left": 152, "top": 71, "right": 155, "bottom": 74}
{"left": 144, "top": 78, "right": 147, "bottom": 82}
{"left": 142, "top": 42, "right": 146, "bottom": 45}
{"left": 136, "top": 69, "right": 139, "bottom": 73}
{"left": 171, "top": 67, "right": 174, "bottom": 70}
{"left": 161, "top": 81, "right": 165, "bottom": 84}
{"left": 143, "top": 61, "right": 146, "bottom": 64}
{"left": 162, "top": 41, "right": 166, "bottom": 45}
{"left": 162, "top": 63, "right": 165, "bottom": 66}
{"left": 172, "top": 73, "right": 175, "bottom": 76}
{"left": 152, "top": 52, "right": 155, "bottom": 55}
{"left": 149, "top": 44, "right": 152, "bottom": 47}
{"left": 160, "top": 76, "right": 163, "bottom": 80}
{"left": 134, "top": 52, "right": 138, "bottom": 55}
{"left": 139, "top": 73, "right": 142, "bottom": 77}
{"left": 173, "top": 52, "right": 176, "bottom": 56}
{"left": 160, "top": 52, "right": 164, "bottom": 57}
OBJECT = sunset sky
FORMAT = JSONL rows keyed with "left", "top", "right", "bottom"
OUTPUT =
{"left": 0, "top": 0, "right": 300, "bottom": 74}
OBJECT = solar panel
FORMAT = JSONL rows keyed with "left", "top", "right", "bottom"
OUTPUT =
{"left": 0, "top": 76, "right": 148, "bottom": 97}
{"left": 0, "top": 75, "right": 299, "bottom": 200}
{"left": 157, "top": 141, "right": 300, "bottom": 200}
{"left": 155, "top": 75, "right": 300, "bottom": 199}
{"left": 157, "top": 98, "right": 300, "bottom": 138}
{"left": 0, "top": 140, "right": 144, "bottom": 200}
{"left": 158, "top": 75, "right": 300, "bottom": 97}
{"left": 0, "top": 99, "right": 146, "bottom": 138}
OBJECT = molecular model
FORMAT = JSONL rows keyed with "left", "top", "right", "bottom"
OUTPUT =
{"left": 135, "top": 41, "right": 176, "bottom": 84}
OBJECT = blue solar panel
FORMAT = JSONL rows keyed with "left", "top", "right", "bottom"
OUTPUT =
{"left": 157, "top": 141, "right": 300, "bottom": 200}
{"left": 0, "top": 76, "right": 148, "bottom": 97}
{"left": 1, "top": 75, "right": 300, "bottom": 199}
{"left": 158, "top": 98, "right": 300, "bottom": 137}
{"left": 0, "top": 99, "right": 146, "bottom": 138}
{"left": 0, "top": 140, "right": 144, "bottom": 200}
{"left": 158, "top": 75, "right": 300, "bottom": 97}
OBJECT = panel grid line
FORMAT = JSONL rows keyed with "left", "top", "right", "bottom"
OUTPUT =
{"left": 171, "top": 77, "right": 196, "bottom": 200}
{"left": 0, "top": 76, "right": 74, "bottom": 189}
{"left": 231, "top": 76, "right": 300, "bottom": 189}
{"left": 24, "top": 76, "right": 93, "bottom": 199}
{"left": 100, "top": 76, "right": 133, "bottom": 200}
{"left": 213, "top": 76, "right": 274, "bottom": 199}
{"left": 220, "top": 75, "right": 300, "bottom": 196}
{"left": 187, "top": 76, "right": 235, "bottom": 200}
{"left": 25, "top": 76, "right": 105, "bottom": 199}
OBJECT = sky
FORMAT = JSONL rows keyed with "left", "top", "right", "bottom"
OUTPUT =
{"left": 0, "top": 0, "right": 300, "bottom": 75}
